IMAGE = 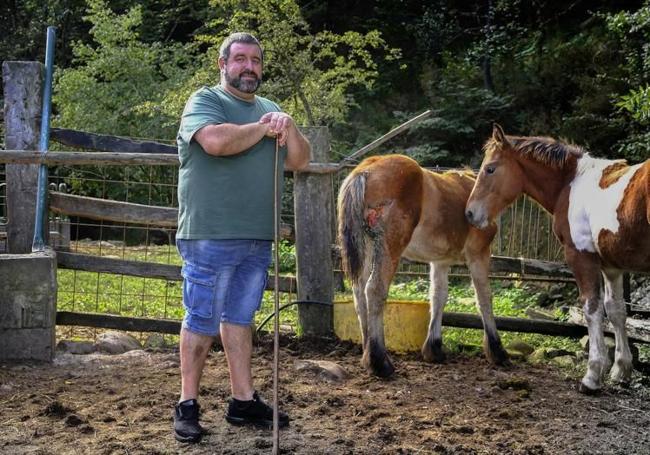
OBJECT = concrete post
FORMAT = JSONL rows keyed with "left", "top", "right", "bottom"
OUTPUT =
{"left": 0, "top": 249, "right": 57, "bottom": 361}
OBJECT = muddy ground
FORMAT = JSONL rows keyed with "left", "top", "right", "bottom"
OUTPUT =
{"left": 2, "top": 334, "right": 650, "bottom": 455}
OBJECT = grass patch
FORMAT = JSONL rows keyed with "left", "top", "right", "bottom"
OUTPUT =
{"left": 386, "top": 276, "right": 581, "bottom": 354}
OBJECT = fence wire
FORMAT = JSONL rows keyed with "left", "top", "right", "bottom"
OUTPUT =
{"left": 31, "top": 156, "right": 565, "bottom": 341}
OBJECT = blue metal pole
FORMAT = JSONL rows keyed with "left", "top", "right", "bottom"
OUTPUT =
{"left": 32, "top": 26, "right": 56, "bottom": 252}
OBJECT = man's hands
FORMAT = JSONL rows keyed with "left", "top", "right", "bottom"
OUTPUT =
{"left": 259, "top": 112, "right": 295, "bottom": 147}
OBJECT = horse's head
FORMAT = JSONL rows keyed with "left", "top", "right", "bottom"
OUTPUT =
{"left": 465, "top": 124, "right": 525, "bottom": 229}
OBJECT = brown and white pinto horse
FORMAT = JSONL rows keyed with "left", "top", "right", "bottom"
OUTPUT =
{"left": 466, "top": 125, "right": 650, "bottom": 393}
{"left": 337, "top": 154, "right": 509, "bottom": 377}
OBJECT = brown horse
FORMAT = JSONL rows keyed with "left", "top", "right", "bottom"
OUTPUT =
{"left": 337, "top": 154, "right": 509, "bottom": 377}
{"left": 466, "top": 124, "right": 650, "bottom": 393}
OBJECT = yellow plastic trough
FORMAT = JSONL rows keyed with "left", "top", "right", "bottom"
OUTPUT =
{"left": 333, "top": 300, "right": 430, "bottom": 353}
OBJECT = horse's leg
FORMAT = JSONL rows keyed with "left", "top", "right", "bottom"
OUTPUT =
{"left": 566, "top": 248, "right": 607, "bottom": 394}
{"left": 468, "top": 258, "right": 509, "bottom": 366}
{"left": 362, "top": 238, "right": 398, "bottom": 377}
{"left": 422, "top": 262, "right": 449, "bottom": 363}
{"left": 464, "top": 230, "right": 509, "bottom": 366}
{"left": 602, "top": 269, "right": 633, "bottom": 386}
{"left": 352, "top": 262, "right": 372, "bottom": 351}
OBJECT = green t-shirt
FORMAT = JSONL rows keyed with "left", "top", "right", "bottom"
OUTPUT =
{"left": 176, "top": 85, "right": 287, "bottom": 240}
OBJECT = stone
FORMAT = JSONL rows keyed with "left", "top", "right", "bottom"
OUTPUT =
{"left": 94, "top": 331, "right": 142, "bottom": 354}
{"left": 144, "top": 333, "right": 166, "bottom": 349}
{"left": 506, "top": 339, "right": 535, "bottom": 356}
{"left": 57, "top": 340, "right": 95, "bottom": 355}
{"left": 295, "top": 359, "right": 348, "bottom": 382}
{"left": 525, "top": 307, "right": 556, "bottom": 321}
{"left": 550, "top": 355, "right": 576, "bottom": 368}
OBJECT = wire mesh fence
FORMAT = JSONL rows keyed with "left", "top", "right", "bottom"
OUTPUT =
{"left": 5, "top": 153, "right": 563, "bottom": 341}
{"left": 46, "top": 159, "right": 304, "bottom": 340}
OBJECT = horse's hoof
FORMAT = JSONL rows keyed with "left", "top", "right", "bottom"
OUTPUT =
{"left": 577, "top": 381, "right": 601, "bottom": 395}
{"left": 485, "top": 346, "right": 511, "bottom": 367}
{"left": 484, "top": 335, "right": 510, "bottom": 367}
{"left": 610, "top": 364, "right": 633, "bottom": 387}
{"left": 422, "top": 339, "right": 446, "bottom": 363}
{"left": 423, "top": 350, "right": 446, "bottom": 364}
{"left": 370, "top": 356, "right": 395, "bottom": 378}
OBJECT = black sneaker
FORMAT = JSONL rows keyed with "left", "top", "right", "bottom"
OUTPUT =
{"left": 225, "top": 391, "right": 289, "bottom": 428}
{"left": 173, "top": 399, "right": 205, "bottom": 443}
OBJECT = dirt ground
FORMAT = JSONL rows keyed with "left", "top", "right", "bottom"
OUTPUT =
{"left": 2, "top": 334, "right": 650, "bottom": 455}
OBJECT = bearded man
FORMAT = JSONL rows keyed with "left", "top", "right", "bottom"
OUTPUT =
{"left": 172, "top": 32, "right": 311, "bottom": 443}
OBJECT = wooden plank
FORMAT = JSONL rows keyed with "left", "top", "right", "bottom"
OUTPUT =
{"left": 48, "top": 192, "right": 294, "bottom": 237}
{"left": 50, "top": 128, "right": 177, "bottom": 154}
{"left": 0, "top": 151, "right": 346, "bottom": 174}
{"left": 397, "top": 255, "right": 575, "bottom": 279}
{"left": 49, "top": 192, "right": 177, "bottom": 227}
{"left": 0, "top": 150, "right": 180, "bottom": 166}
{"left": 55, "top": 251, "right": 297, "bottom": 292}
{"left": 3, "top": 62, "right": 44, "bottom": 253}
{"left": 55, "top": 309, "right": 594, "bottom": 339}
{"left": 56, "top": 311, "right": 181, "bottom": 334}
{"left": 57, "top": 251, "right": 181, "bottom": 280}
{"left": 301, "top": 162, "right": 340, "bottom": 174}
{"left": 568, "top": 307, "right": 650, "bottom": 343}
{"left": 489, "top": 255, "right": 574, "bottom": 279}
{"left": 442, "top": 311, "right": 589, "bottom": 338}
{"left": 294, "top": 127, "right": 334, "bottom": 335}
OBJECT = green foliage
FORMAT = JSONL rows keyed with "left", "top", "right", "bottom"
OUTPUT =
{"left": 52, "top": 0, "right": 194, "bottom": 205}
{"left": 54, "top": 0, "right": 195, "bottom": 138}
{"left": 617, "top": 86, "right": 650, "bottom": 123}
{"left": 601, "top": 3, "right": 650, "bottom": 161}
{"left": 616, "top": 130, "right": 650, "bottom": 163}
{"left": 402, "top": 58, "right": 513, "bottom": 166}
{"left": 0, "top": 0, "right": 88, "bottom": 65}
{"left": 161, "top": 0, "right": 402, "bottom": 127}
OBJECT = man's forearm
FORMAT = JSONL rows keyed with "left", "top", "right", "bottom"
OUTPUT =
{"left": 195, "top": 122, "right": 267, "bottom": 156}
{"left": 285, "top": 126, "right": 312, "bottom": 171}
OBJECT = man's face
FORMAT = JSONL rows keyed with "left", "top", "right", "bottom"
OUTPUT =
{"left": 222, "top": 42, "right": 263, "bottom": 93}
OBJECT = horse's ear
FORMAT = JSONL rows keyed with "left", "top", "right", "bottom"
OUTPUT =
{"left": 492, "top": 123, "right": 507, "bottom": 144}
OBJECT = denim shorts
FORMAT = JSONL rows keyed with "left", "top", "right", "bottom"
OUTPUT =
{"left": 177, "top": 239, "right": 272, "bottom": 336}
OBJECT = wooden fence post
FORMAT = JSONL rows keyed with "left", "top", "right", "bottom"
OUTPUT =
{"left": 2, "top": 62, "right": 44, "bottom": 253}
{"left": 294, "top": 126, "right": 334, "bottom": 336}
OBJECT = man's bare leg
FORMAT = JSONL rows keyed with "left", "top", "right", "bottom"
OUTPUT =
{"left": 221, "top": 322, "right": 254, "bottom": 400}
{"left": 179, "top": 328, "right": 214, "bottom": 401}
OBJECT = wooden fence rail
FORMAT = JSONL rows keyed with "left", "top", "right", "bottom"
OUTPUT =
{"left": 56, "top": 251, "right": 297, "bottom": 292}
{"left": 48, "top": 192, "right": 294, "bottom": 237}
{"left": 50, "top": 127, "right": 177, "bottom": 154}
{"left": 55, "top": 307, "right": 650, "bottom": 344}
{"left": 50, "top": 192, "right": 177, "bottom": 227}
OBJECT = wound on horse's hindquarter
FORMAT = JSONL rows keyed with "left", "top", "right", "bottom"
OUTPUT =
{"left": 363, "top": 202, "right": 392, "bottom": 238}
{"left": 364, "top": 207, "right": 383, "bottom": 238}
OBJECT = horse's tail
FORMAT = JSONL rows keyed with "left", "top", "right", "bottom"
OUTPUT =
{"left": 337, "top": 171, "right": 368, "bottom": 281}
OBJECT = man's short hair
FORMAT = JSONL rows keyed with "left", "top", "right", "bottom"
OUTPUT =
{"left": 219, "top": 32, "right": 264, "bottom": 62}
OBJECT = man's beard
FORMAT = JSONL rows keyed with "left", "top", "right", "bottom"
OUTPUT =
{"left": 225, "top": 70, "right": 262, "bottom": 93}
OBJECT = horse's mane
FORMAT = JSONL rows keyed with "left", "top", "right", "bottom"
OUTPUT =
{"left": 485, "top": 135, "right": 585, "bottom": 168}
